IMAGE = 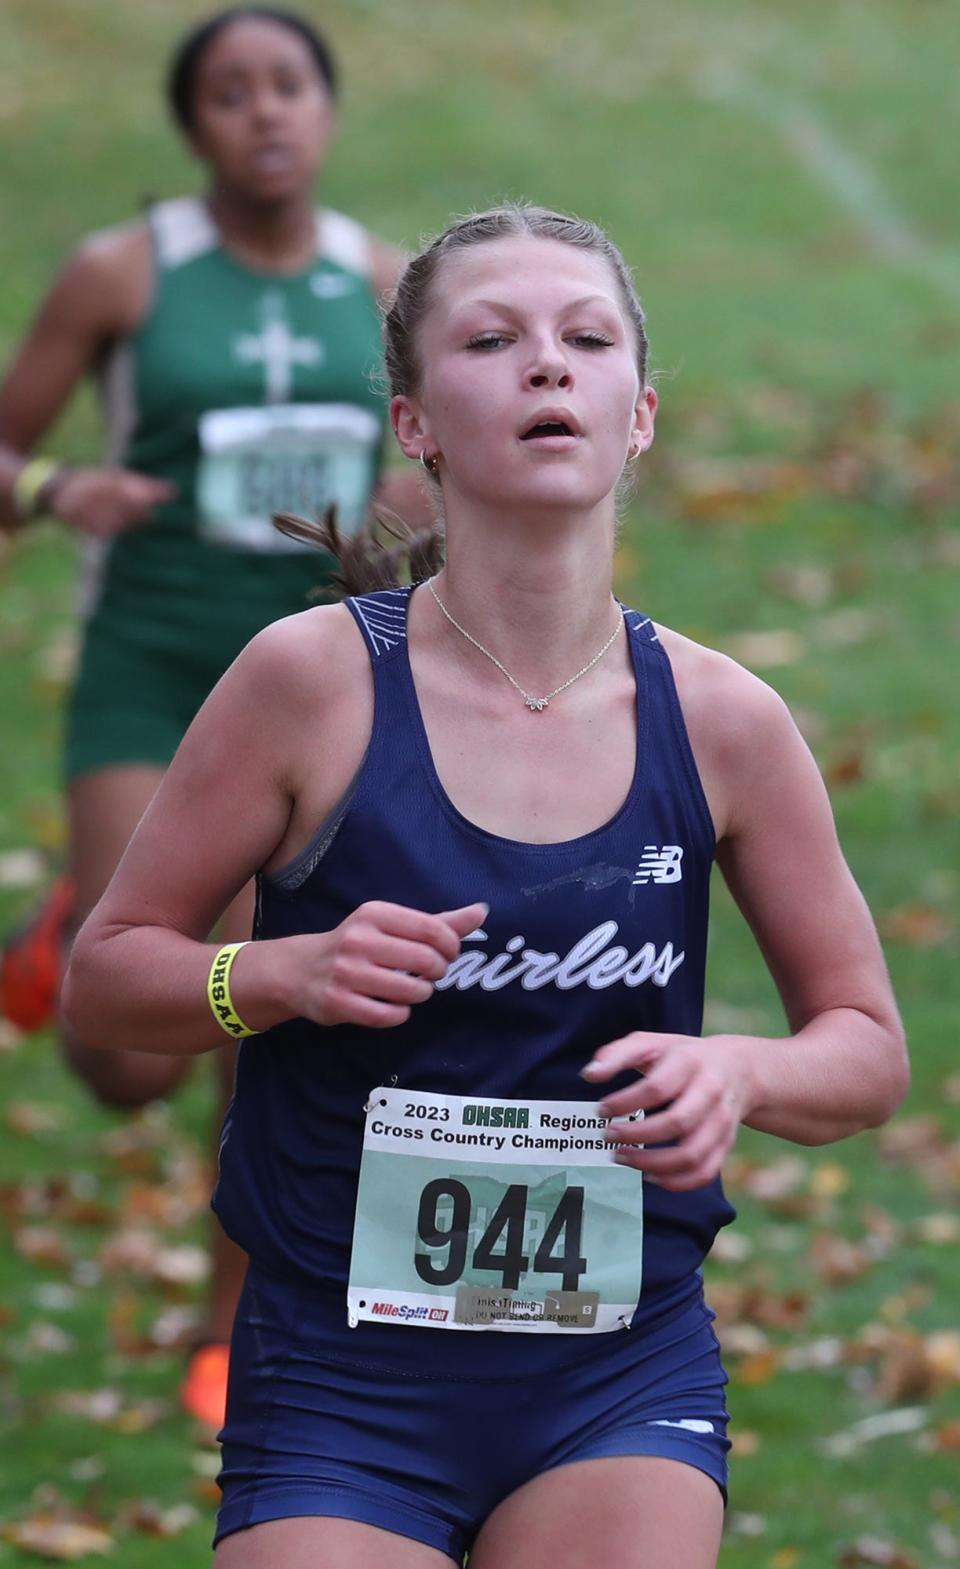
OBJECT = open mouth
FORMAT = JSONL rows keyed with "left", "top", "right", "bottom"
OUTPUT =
{"left": 520, "top": 420, "right": 579, "bottom": 441}
{"left": 252, "top": 145, "right": 295, "bottom": 170}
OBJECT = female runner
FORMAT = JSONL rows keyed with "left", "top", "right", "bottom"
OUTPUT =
{"left": 65, "top": 204, "right": 908, "bottom": 1568}
{"left": 0, "top": 5, "right": 420, "bottom": 1418}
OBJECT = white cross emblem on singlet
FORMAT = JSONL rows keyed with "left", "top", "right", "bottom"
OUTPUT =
{"left": 233, "top": 289, "right": 324, "bottom": 403}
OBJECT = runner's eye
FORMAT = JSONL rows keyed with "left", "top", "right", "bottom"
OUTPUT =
{"left": 569, "top": 332, "right": 614, "bottom": 349}
{"left": 465, "top": 334, "right": 510, "bottom": 351}
{"left": 212, "top": 85, "right": 248, "bottom": 109}
{"left": 275, "top": 71, "right": 307, "bottom": 98}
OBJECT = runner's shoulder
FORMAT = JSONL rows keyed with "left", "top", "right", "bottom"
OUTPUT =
{"left": 231, "top": 602, "right": 371, "bottom": 713}
{"left": 52, "top": 220, "right": 152, "bottom": 338}
{"left": 653, "top": 621, "right": 799, "bottom": 766}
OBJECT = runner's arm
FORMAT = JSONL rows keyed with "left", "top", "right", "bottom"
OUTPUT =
{"left": 586, "top": 675, "right": 907, "bottom": 1185}
{"left": 63, "top": 611, "right": 483, "bottom": 1055}
{"left": 0, "top": 227, "right": 173, "bottom": 533}
{"left": 710, "top": 683, "right": 907, "bottom": 1138}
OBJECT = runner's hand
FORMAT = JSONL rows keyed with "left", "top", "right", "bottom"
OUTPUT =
{"left": 582, "top": 1032, "right": 749, "bottom": 1191}
{"left": 49, "top": 467, "right": 177, "bottom": 536}
{"left": 295, "top": 901, "right": 488, "bottom": 1030}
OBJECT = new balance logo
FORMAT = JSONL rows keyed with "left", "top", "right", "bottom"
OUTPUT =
{"left": 633, "top": 845, "right": 684, "bottom": 885}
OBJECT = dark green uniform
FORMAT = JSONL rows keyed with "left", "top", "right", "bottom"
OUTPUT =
{"left": 67, "top": 197, "right": 387, "bottom": 778}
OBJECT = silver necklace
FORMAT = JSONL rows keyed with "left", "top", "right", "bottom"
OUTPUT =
{"left": 427, "top": 579, "right": 622, "bottom": 712}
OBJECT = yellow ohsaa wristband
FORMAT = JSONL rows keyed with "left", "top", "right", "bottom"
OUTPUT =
{"left": 207, "top": 942, "right": 259, "bottom": 1039}
{"left": 13, "top": 457, "right": 62, "bottom": 521}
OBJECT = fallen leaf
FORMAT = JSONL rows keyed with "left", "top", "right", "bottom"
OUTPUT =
{"left": 924, "top": 1332, "right": 960, "bottom": 1383}
{"left": 941, "top": 1073, "right": 960, "bottom": 1105}
{"left": 911, "top": 1213, "right": 960, "bottom": 1245}
{"left": 24, "top": 1320, "right": 76, "bottom": 1355}
{"left": 737, "top": 1349, "right": 783, "bottom": 1386}
{"left": 809, "top": 1162, "right": 850, "bottom": 1199}
{"left": 708, "top": 1230, "right": 754, "bottom": 1265}
{"left": 715, "top": 1322, "right": 771, "bottom": 1358}
{"left": 727, "top": 1511, "right": 767, "bottom": 1538}
{"left": 858, "top": 1205, "right": 901, "bottom": 1247}
{"left": 726, "top": 1155, "right": 807, "bottom": 1201}
{"left": 879, "top": 903, "right": 955, "bottom": 950}
{"left": 6, "top": 1102, "right": 65, "bottom": 1136}
{"left": 821, "top": 1405, "right": 929, "bottom": 1458}
{"left": 730, "top": 1428, "right": 762, "bottom": 1456}
{"left": 710, "top": 1281, "right": 810, "bottom": 1332}
{"left": 814, "top": 608, "right": 881, "bottom": 648}
{"left": 824, "top": 747, "right": 869, "bottom": 788}
{"left": 876, "top": 1117, "right": 944, "bottom": 1161}
{"left": 765, "top": 562, "right": 834, "bottom": 607}
{"left": 877, "top": 1329, "right": 942, "bottom": 1401}
{"left": 782, "top": 1336, "right": 846, "bottom": 1372}
{"left": 673, "top": 457, "right": 811, "bottom": 524}
{"left": 99, "top": 1228, "right": 209, "bottom": 1288}
{"left": 874, "top": 1119, "right": 960, "bottom": 1194}
{"left": 32, "top": 1283, "right": 78, "bottom": 1311}
{"left": 928, "top": 1521, "right": 960, "bottom": 1559}
{"left": 14, "top": 1226, "right": 73, "bottom": 1270}
{"left": 65, "top": 1458, "right": 105, "bottom": 1484}
{"left": 1, "top": 1519, "right": 114, "bottom": 1560}
{"left": 0, "top": 847, "right": 47, "bottom": 890}
{"left": 0, "top": 1019, "right": 24, "bottom": 1053}
{"left": 811, "top": 1234, "right": 874, "bottom": 1286}
{"left": 34, "top": 626, "right": 79, "bottom": 693}
{"left": 119, "top": 1501, "right": 200, "bottom": 1538}
{"left": 837, "top": 1537, "right": 919, "bottom": 1567}
{"left": 54, "top": 1388, "right": 170, "bottom": 1432}
{"left": 771, "top": 1551, "right": 802, "bottom": 1569}
{"left": 723, "top": 629, "right": 807, "bottom": 669}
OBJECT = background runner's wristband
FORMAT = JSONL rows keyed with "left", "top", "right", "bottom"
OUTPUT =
{"left": 207, "top": 942, "right": 259, "bottom": 1039}
{"left": 12, "top": 457, "right": 64, "bottom": 521}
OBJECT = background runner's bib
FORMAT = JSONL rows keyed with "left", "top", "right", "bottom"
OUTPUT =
{"left": 197, "top": 403, "right": 382, "bottom": 550}
{"left": 348, "top": 1088, "right": 644, "bottom": 1334}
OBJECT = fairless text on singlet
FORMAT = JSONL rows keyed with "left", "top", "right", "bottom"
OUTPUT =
{"left": 435, "top": 922, "right": 685, "bottom": 994}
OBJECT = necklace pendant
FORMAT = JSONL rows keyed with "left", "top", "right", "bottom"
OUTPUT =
{"left": 524, "top": 696, "right": 549, "bottom": 711}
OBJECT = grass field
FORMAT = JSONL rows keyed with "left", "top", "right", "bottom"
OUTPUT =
{"left": 1, "top": 1, "right": 958, "bottom": 1563}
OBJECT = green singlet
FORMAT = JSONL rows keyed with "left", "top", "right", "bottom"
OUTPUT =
{"left": 66, "top": 197, "right": 387, "bottom": 779}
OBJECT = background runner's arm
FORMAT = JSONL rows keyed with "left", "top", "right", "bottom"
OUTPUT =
{"left": 0, "top": 227, "right": 174, "bottom": 533}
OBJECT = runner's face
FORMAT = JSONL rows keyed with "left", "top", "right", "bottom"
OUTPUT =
{"left": 396, "top": 236, "right": 654, "bottom": 515}
{"left": 188, "top": 19, "right": 334, "bottom": 202}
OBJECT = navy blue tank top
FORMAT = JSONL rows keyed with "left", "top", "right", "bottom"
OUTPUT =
{"left": 214, "top": 586, "right": 735, "bottom": 1358}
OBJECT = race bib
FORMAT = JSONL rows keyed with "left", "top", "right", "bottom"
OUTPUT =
{"left": 347, "top": 1086, "right": 644, "bottom": 1334}
{"left": 196, "top": 402, "right": 381, "bottom": 552}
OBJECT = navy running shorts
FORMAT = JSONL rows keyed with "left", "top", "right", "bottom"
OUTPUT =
{"left": 215, "top": 1267, "right": 731, "bottom": 1562}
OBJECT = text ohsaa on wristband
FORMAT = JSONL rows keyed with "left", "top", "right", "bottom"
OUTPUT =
{"left": 207, "top": 942, "right": 259, "bottom": 1039}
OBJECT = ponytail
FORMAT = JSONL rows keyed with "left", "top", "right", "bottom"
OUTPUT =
{"left": 273, "top": 505, "right": 444, "bottom": 598}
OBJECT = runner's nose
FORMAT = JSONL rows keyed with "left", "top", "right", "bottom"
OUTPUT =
{"left": 524, "top": 341, "right": 573, "bottom": 391}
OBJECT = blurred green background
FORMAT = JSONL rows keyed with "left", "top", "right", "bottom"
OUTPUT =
{"left": 1, "top": 1, "right": 958, "bottom": 1564}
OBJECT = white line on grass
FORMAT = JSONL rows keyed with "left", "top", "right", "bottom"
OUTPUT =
{"left": 697, "top": 65, "right": 960, "bottom": 310}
